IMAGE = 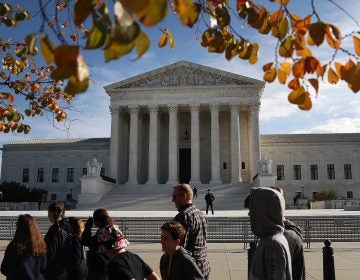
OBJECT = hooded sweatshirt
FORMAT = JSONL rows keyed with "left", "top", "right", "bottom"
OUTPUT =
{"left": 160, "top": 247, "right": 204, "bottom": 280}
{"left": 248, "top": 187, "right": 292, "bottom": 280}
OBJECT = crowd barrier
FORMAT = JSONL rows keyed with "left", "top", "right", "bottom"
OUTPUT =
{"left": 0, "top": 216, "right": 359, "bottom": 248}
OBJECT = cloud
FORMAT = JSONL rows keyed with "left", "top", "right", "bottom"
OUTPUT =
{"left": 292, "top": 117, "right": 360, "bottom": 133}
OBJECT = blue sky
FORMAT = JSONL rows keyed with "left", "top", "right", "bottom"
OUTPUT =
{"left": 1, "top": 0, "right": 360, "bottom": 173}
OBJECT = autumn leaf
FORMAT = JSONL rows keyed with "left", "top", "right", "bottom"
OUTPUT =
{"left": 248, "top": 43, "right": 259, "bottom": 64}
{"left": 308, "top": 21, "right": 326, "bottom": 46}
{"left": 51, "top": 45, "right": 79, "bottom": 80}
{"left": 158, "top": 32, "right": 167, "bottom": 48}
{"left": 278, "top": 68, "right": 287, "bottom": 84}
{"left": 215, "top": 6, "right": 231, "bottom": 28}
{"left": 304, "top": 56, "right": 321, "bottom": 74}
{"left": 74, "top": 0, "right": 92, "bottom": 26}
{"left": 279, "top": 36, "right": 293, "bottom": 57}
{"left": 327, "top": 67, "right": 339, "bottom": 84}
{"left": 85, "top": 20, "right": 108, "bottom": 49}
{"left": 334, "top": 62, "right": 343, "bottom": 79}
{"left": 308, "top": 78, "right": 319, "bottom": 94}
{"left": 175, "top": 0, "right": 200, "bottom": 28}
{"left": 25, "top": 33, "right": 37, "bottom": 55}
{"left": 65, "top": 75, "right": 89, "bottom": 95}
{"left": 136, "top": 0, "right": 167, "bottom": 27}
{"left": 288, "top": 78, "right": 300, "bottom": 90}
{"left": 263, "top": 62, "right": 273, "bottom": 72}
{"left": 288, "top": 86, "right": 306, "bottom": 105}
{"left": 325, "top": 24, "right": 341, "bottom": 49}
{"left": 104, "top": 38, "right": 134, "bottom": 62}
{"left": 292, "top": 59, "right": 305, "bottom": 78}
{"left": 353, "top": 36, "right": 360, "bottom": 56}
{"left": 134, "top": 31, "right": 150, "bottom": 59}
{"left": 263, "top": 67, "right": 277, "bottom": 83}
{"left": 40, "top": 35, "right": 55, "bottom": 64}
{"left": 281, "top": 63, "right": 291, "bottom": 75}
{"left": 121, "top": 0, "right": 151, "bottom": 13}
{"left": 292, "top": 15, "right": 311, "bottom": 36}
{"left": 298, "top": 92, "right": 312, "bottom": 110}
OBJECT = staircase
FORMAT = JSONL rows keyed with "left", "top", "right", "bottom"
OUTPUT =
{"left": 76, "top": 182, "right": 253, "bottom": 211}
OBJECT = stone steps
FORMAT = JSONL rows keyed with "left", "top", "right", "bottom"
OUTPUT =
{"left": 76, "top": 182, "right": 253, "bottom": 211}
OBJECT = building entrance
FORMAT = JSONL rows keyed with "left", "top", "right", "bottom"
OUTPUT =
{"left": 179, "top": 148, "right": 191, "bottom": 183}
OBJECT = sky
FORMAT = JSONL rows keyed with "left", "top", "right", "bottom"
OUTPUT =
{"left": 1, "top": 0, "right": 360, "bottom": 173}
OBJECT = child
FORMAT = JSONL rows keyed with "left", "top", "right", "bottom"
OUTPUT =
{"left": 160, "top": 221, "right": 204, "bottom": 280}
{"left": 57, "top": 217, "right": 88, "bottom": 280}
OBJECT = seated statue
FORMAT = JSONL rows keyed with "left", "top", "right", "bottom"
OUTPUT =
{"left": 86, "top": 158, "right": 102, "bottom": 177}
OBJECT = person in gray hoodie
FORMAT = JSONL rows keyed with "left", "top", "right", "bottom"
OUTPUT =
{"left": 247, "top": 187, "right": 292, "bottom": 280}
{"left": 160, "top": 221, "right": 204, "bottom": 280}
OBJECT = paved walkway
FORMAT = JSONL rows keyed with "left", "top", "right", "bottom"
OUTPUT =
{"left": 0, "top": 240, "right": 359, "bottom": 279}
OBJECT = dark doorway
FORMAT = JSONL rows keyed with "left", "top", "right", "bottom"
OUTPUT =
{"left": 179, "top": 148, "right": 191, "bottom": 184}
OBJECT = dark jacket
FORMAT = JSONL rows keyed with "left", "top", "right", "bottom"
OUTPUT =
{"left": 284, "top": 220, "right": 306, "bottom": 280}
{"left": 160, "top": 247, "right": 204, "bottom": 280}
{"left": 56, "top": 234, "right": 87, "bottom": 280}
{"left": 44, "top": 223, "right": 68, "bottom": 279}
{"left": 1, "top": 241, "right": 47, "bottom": 280}
{"left": 204, "top": 193, "right": 215, "bottom": 203}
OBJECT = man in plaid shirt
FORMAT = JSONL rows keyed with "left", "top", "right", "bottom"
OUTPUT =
{"left": 172, "top": 183, "right": 211, "bottom": 279}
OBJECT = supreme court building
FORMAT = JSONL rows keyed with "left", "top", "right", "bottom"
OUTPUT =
{"left": 1, "top": 61, "right": 360, "bottom": 202}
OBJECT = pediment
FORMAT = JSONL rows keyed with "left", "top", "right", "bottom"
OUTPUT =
{"left": 105, "top": 61, "right": 264, "bottom": 91}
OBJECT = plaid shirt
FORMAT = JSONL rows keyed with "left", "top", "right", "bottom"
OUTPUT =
{"left": 174, "top": 204, "right": 211, "bottom": 277}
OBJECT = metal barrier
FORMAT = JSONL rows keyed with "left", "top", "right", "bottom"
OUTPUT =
{"left": 1, "top": 216, "right": 360, "bottom": 247}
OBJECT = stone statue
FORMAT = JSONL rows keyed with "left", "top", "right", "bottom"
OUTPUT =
{"left": 258, "top": 157, "right": 272, "bottom": 174}
{"left": 86, "top": 158, "right": 102, "bottom": 177}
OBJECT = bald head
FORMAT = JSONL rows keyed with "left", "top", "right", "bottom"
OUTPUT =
{"left": 172, "top": 184, "right": 193, "bottom": 209}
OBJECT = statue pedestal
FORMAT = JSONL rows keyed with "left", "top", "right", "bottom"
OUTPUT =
{"left": 77, "top": 176, "right": 113, "bottom": 205}
{"left": 254, "top": 173, "right": 276, "bottom": 188}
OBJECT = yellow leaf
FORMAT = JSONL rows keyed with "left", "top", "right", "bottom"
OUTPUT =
{"left": 111, "top": 22, "right": 140, "bottom": 44}
{"left": 263, "top": 67, "right": 277, "bottom": 83}
{"left": 308, "top": 78, "right": 319, "bottom": 94}
{"left": 353, "top": 36, "right": 360, "bottom": 56}
{"left": 65, "top": 75, "right": 89, "bottom": 95}
{"left": 278, "top": 68, "right": 287, "bottom": 84}
{"left": 281, "top": 63, "right": 291, "bottom": 75}
{"left": 175, "top": 0, "right": 200, "bottom": 28}
{"left": 276, "top": 0, "right": 291, "bottom": 5}
{"left": 165, "top": 28, "right": 175, "bottom": 48}
{"left": 296, "top": 46, "right": 312, "bottom": 58}
{"left": 327, "top": 67, "right": 339, "bottom": 84}
{"left": 136, "top": 0, "right": 167, "bottom": 27}
{"left": 25, "top": 33, "right": 37, "bottom": 55}
{"left": 134, "top": 32, "right": 150, "bottom": 59}
{"left": 40, "top": 35, "right": 55, "bottom": 64}
{"left": 272, "top": 16, "right": 289, "bottom": 40}
{"left": 334, "top": 62, "right": 343, "bottom": 79}
{"left": 104, "top": 38, "right": 134, "bottom": 62}
{"left": 288, "top": 86, "right": 306, "bottom": 105}
{"left": 248, "top": 43, "right": 259, "bottom": 64}
{"left": 85, "top": 20, "right": 108, "bottom": 49}
{"left": 325, "top": 24, "right": 341, "bottom": 49}
{"left": 270, "top": 9, "right": 284, "bottom": 26}
{"left": 279, "top": 36, "right": 293, "bottom": 57}
{"left": 308, "top": 21, "right": 326, "bottom": 46}
{"left": 293, "top": 15, "right": 311, "bottom": 36}
{"left": 158, "top": 33, "right": 167, "bottom": 48}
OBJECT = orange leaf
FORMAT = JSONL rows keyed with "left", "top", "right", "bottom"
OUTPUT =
{"left": 7, "top": 93, "right": 14, "bottom": 103}
{"left": 308, "top": 78, "right": 319, "bottom": 94}
{"left": 327, "top": 67, "right": 339, "bottom": 84}
{"left": 270, "top": 9, "right": 284, "bottom": 26}
{"left": 334, "top": 62, "right": 343, "bottom": 79}
{"left": 317, "top": 64, "right": 327, "bottom": 78}
{"left": 293, "top": 15, "right": 311, "bottom": 36}
{"left": 292, "top": 59, "right": 305, "bottom": 78}
{"left": 325, "top": 24, "right": 341, "bottom": 49}
{"left": 353, "top": 36, "right": 360, "bottom": 56}
{"left": 278, "top": 68, "right": 287, "bottom": 84}
{"left": 308, "top": 21, "right": 326, "bottom": 46}
{"left": 288, "top": 78, "right": 300, "bottom": 90}
{"left": 296, "top": 46, "right": 312, "bottom": 58}
{"left": 288, "top": 86, "right": 306, "bottom": 105}
{"left": 281, "top": 63, "right": 291, "bottom": 75}
{"left": 263, "top": 67, "right": 277, "bottom": 83}
{"left": 298, "top": 92, "right": 312, "bottom": 110}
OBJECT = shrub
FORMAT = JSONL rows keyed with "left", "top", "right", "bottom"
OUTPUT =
{"left": 0, "top": 181, "right": 48, "bottom": 202}
{"left": 313, "top": 188, "right": 339, "bottom": 201}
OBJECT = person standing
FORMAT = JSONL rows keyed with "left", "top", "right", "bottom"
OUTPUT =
{"left": 204, "top": 189, "right": 215, "bottom": 215}
{"left": 172, "top": 184, "right": 211, "bottom": 280}
{"left": 44, "top": 202, "right": 68, "bottom": 280}
{"left": 1, "top": 214, "right": 47, "bottom": 279}
{"left": 160, "top": 221, "right": 204, "bottom": 280}
{"left": 193, "top": 186, "right": 198, "bottom": 198}
{"left": 246, "top": 187, "right": 292, "bottom": 280}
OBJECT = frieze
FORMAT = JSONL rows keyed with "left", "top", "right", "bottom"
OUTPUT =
{"left": 117, "top": 66, "right": 252, "bottom": 88}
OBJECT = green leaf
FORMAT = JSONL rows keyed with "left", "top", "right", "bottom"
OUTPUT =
{"left": 65, "top": 76, "right": 89, "bottom": 95}
{"left": 25, "top": 33, "right": 37, "bottom": 55}
{"left": 40, "top": 35, "right": 56, "bottom": 64}
{"left": 134, "top": 32, "right": 150, "bottom": 59}
{"left": 104, "top": 38, "right": 134, "bottom": 62}
{"left": 85, "top": 20, "right": 108, "bottom": 49}
{"left": 121, "top": 0, "right": 151, "bottom": 13}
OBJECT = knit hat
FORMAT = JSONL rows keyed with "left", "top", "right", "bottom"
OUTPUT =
{"left": 97, "top": 225, "right": 129, "bottom": 253}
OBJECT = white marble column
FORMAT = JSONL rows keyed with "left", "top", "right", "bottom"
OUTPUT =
{"left": 109, "top": 106, "right": 120, "bottom": 183}
{"left": 230, "top": 104, "right": 242, "bottom": 183}
{"left": 127, "top": 105, "right": 139, "bottom": 184}
{"left": 210, "top": 103, "right": 222, "bottom": 184}
{"left": 166, "top": 104, "right": 178, "bottom": 184}
{"left": 189, "top": 104, "right": 201, "bottom": 185}
{"left": 147, "top": 105, "right": 158, "bottom": 184}
{"left": 248, "top": 103, "right": 261, "bottom": 182}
